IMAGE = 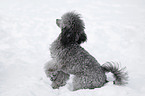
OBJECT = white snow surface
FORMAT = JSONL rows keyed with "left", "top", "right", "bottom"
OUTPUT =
{"left": 0, "top": 0, "right": 145, "bottom": 96}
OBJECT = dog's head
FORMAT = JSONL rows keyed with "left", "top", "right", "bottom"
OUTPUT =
{"left": 56, "top": 12, "right": 87, "bottom": 46}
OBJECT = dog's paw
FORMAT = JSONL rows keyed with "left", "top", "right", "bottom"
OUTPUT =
{"left": 50, "top": 74, "right": 57, "bottom": 81}
{"left": 50, "top": 71, "right": 59, "bottom": 81}
{"left": 51, "top": 82, "right": 60, "bottom": 89}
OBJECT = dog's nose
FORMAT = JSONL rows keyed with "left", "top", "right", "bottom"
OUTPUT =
{"left": 56, "top": 19, "right": 61, "bottom": 22}
{"left": 56, "top": 19, "right": 61, "bottom": 27}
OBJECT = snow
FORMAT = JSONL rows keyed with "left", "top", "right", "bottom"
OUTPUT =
{"left": 0, "top": 0, "right": 145, "bottom": 96}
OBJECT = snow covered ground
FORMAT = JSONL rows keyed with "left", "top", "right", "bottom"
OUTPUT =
{"left": 0, "top": 0, "right": 145, "bottom": 96}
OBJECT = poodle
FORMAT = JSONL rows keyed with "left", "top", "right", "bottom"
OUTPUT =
{"left": 44, "top": 12, "right": 128, "bottom": 91}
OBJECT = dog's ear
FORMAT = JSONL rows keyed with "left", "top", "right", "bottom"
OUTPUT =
{"left": 77, "top": 31, "right": 87, "bottom": 44}
{"left": 60, "top": 27, "right": 87, "bottom": 46}
{"left": 60, "top": 27, "right": 77, "bottom": 46}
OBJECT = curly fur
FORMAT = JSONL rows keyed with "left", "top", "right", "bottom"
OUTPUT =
{"left": 102, "top": 62, "right": 128, "bottom": 85}
{"left": 44, "top": 12, "right": 128, "bottom": 91}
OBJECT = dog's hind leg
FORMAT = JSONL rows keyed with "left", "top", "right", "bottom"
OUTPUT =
{"left": 72, "top": 75, "right": 104, "bottom": 91}
{"left": 72, "top": 75, "right": 91, "bottom": 91}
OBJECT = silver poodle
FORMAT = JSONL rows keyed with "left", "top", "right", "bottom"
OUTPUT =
{"left": 44, "top": 12, "right": 128, "bottom": 91}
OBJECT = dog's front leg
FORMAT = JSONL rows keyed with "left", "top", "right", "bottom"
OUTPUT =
{"left": 44, "top": 60, "right": 59, "bottom": 78}
{"left": 44, "top": 60, "right": 70, "bottom": 89}
{"left": 51, "top": 71, "right": 70, "bottom": 89}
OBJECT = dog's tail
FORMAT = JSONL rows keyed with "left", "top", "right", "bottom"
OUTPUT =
{"left": 102, "top": 62, "right": 128, "bottom": 85}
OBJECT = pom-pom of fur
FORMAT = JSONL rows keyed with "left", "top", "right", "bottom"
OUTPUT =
{"left": 102, "top": 62, "right": 128, "bottom": 85}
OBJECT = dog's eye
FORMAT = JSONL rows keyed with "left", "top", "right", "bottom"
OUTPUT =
{"left": 67, "top": 34, "right": 71, "bottom": 37}
{"left": 48, "top": 68, "right": 55, "bottom": 72}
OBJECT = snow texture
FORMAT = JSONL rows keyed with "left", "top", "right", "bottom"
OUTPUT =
{"left": 0, "top": 0, "right": 145, "bottom": 96}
